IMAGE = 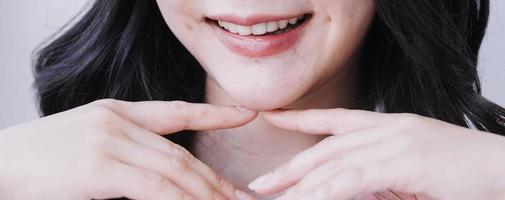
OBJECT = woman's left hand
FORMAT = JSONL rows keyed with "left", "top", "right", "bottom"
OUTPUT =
{"left": 247, "top": 109, "right": 505, "bottom": 200}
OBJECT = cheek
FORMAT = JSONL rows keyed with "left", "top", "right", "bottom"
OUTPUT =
{"left": 313, "top": 0, "right": 375, "bottom": 75}
{"left": 156, "top": 0, "right": 201, "bottom": 41}
{"left": 318, "top": 0, "right": 375, "bottom": 21}
{"left": 322, "top": 0, "right": 374, "bottom": 50}
{"left": 154, "top": 0, "right": 375, "bottom": 110}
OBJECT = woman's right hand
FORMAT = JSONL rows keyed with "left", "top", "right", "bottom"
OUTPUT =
{"left": 0, "top": 99, "right": 258, "bottom": 200}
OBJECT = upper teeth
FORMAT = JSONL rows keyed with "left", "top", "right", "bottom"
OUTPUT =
{"left": 217, "top": 16, "right": 304, "bottom": 36}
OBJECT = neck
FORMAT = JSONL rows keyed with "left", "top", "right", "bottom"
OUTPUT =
{"left": 193, "top": 63, "right": 359, "bottom": 197}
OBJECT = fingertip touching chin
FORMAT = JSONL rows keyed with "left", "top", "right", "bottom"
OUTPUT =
{"left": 231, "top": 93, "right": 302, "bottom": 112}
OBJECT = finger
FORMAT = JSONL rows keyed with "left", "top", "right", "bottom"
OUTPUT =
{"left": 104, "top": 136, "right": 229, "bottom": 200}
{"left": 299, "top": 168, "right": 376, "bottom": 200}
{"left": 263, "top": 108, "right": 392, "bottom": 135}
{"left": 92, "top": 160, "right": 194, "bottom": 200}
{"left": 248, "top": 125, "right": 400, "bottom": 194}
{"left": 90, "top": 99, "right": 258, "bottom": 134}
{"left": 295, "top": 158, "right": 421, "bottom": 200}
{"left": 277, "top": 139, "right": 422, "bottom": 200}
{"left": 122, "top": 123, "right": 238, "bottom": 200}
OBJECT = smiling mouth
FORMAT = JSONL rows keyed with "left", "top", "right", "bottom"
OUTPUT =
{"left": 206, "top": 14, "right": 312, "bottom": 57}
{"left": 208, "top": 14, "right": 311, "bottom": 36}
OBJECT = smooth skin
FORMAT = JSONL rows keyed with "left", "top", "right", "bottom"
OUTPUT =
{"left": 0, "top": 99, "right": 258, "bottom": 200}
{"left": 2, "top": 0, "right": 505, "bottom": 199}
{"left": 158, "top": 0, "right": 375, "bottom": 110}
{"left": 247, "top": 109, "right": 505, "bottom": 200}
{"left": 1, "top": 100, "right": 505, "bottom": 199}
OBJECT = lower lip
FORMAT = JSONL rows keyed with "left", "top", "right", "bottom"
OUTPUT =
{"left": 210, "top": 20, "right": 309, "bottom": 57}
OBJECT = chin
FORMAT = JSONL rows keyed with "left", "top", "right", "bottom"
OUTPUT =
{"left": 231, "top": 92, "right": 301, "bottom": 111}
{"left": 157, "top": 0, "right": 376, "bottom": 112}
{"left": 221, "top": 81, "right": 313, "bottom": 111}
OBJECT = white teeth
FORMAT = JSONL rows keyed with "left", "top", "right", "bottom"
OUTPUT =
{"left": 267, "top": 21, "right": 279, "bottom": 32}
{"left": 216, "top": 15, "right": 305, "bottom": 36}
{"left": 237, "top": 25, "right": 252, "bottom": 35}
{"left": 222, "top": 22, "right": 231, "bottom": 30}
{"left": 278, "top": 20, "right": 289, "bottom": 29}
{"left": 252, "top": 23, "right": 267, "bottom": 35}
{"left": 289, "top": 18, "right": 298, "bottom": 25}
{"left": 220, "top": 21, "right": 238, "bottom": 33}
{"left": 228, "top": 23, "right": 238, "bottom": 33}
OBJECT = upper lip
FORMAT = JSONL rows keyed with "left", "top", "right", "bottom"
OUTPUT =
{"left": 207, "top": 14, "right": 308, "bottom": 26}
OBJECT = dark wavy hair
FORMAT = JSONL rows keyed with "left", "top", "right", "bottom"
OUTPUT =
{"left": 34, "top": 0, "right": 505, "bottom": 151}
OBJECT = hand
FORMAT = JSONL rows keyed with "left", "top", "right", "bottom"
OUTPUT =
{"left": 248, "top": 108, "right": 505, "bottom": 200}
{"left": 0, "top": 99, "right": 258, "bottom": 200}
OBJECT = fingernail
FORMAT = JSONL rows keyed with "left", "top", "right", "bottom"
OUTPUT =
{"left": 235, "top": 189, "right": 256, "bottom": 200}
{"left": 234, "top": 105, "right": 255, "bottom": 113}
{"left": 248, "top": 172, "right": 273, "bottom": 190}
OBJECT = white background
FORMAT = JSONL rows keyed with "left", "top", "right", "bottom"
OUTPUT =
{"left": 1, "top": 0, "right": 504, "bottom": 129}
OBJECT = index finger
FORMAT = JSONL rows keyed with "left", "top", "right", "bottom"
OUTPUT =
{"left": 263, "top": 108, "right": 393, "bottom": 135}
{"left": 88, "top": 99, "right": 258, "bottom": 135}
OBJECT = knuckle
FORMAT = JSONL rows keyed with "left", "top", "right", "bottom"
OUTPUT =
{"left": 169, "top": 149, "right": 189, "bottom": 161}
{"left": 196, "top": 106, "right": 211, "bottom": 120}
{"left": 215, "top": 177, "right": 234, "bottom": 196}
{"left": 85, "top": 121, "right": 119, "bottom": 144}
{"left": 90, "top": 99, "right": 120, "bottom": 109}
{"left": 210, "top": 188, "right": 226, "bottom": 200}
{"left": 172, "top": 149, "right": 194, "bottom": 165}
{"left": 168, "top": 101, "right": 193, "bottom": 129}
{"left": 85, "top": 132, "right": 115, "bottom": 155}
{"left": 84, "top": 109, "right": 123, "bottom": 136}
{"left": 169, "top": 156, "right": 192, "bottom": 175}
{"left": 174, "top": 144, "right": 192, "bottom": 155}
{"left": 144, "top": 173, "right": 170, "bottom": 193}
{"left": 166, "top": 143, "right": 193, "bottom": 158}
{"left": 169, "top": 101, "right": 190, "bottom": 112}
{"left": 80, "top": 151, "right": 110, "bottom": 173}
{"left": 398, "top": 113, "right": 423, "bottom": 127}
{"left": 87, "top": 107, "right": 119, "bottom": 126}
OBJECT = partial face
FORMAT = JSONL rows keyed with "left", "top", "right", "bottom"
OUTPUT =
{"left": 157, "top": 0, "right": 375, "bottom": 110}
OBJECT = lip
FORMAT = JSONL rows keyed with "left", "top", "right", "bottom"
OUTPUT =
{"left": 208, "top": 14, "right": 311, "bottom": 57}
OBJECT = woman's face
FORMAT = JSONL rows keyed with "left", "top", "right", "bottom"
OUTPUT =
{"left": 157, "top": 0, "right": 375, "bottom": 110}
